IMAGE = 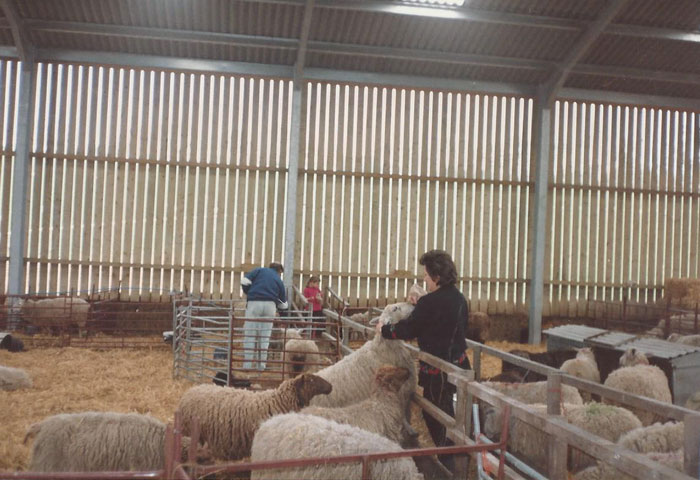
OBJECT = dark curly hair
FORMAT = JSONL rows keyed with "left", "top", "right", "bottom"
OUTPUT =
{"left": 419, "top": 250, "right": 458, "bottom": 286}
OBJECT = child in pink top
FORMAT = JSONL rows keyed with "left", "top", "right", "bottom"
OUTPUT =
{"left": 303, "top": 276, "right": 323, "bottom": 338}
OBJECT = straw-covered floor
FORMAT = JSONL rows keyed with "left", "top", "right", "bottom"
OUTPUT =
{"left": 1, "top": 339, "right": 544, "bottom": 472}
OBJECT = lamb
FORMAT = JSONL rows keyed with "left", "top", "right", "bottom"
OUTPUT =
{"left": 617, "top": 421, "right": 684, "bottom": 454}
{"left": 667, "top": 333, "right": 700, "bottom": 347}
{"left": 250, "top": 413, "right": 423, "bottom": 480}
{"left": 301, "top": 365, "right": 409, "bottom": 444}
{"left": 603, "top": 348, "right": 672, "bottom": 426}
{"left": 560, "top": 348, "right": 601, "bottom": 401}
{"left": 309, "top": 301, "right": 419, "bottom": 445}
{"left": 20, "top": 297, "right": 90, "bottom": 337}
{"left": 0, "top": 365, "right": 32, "bottom": 391}
{"left": 178, "top": 373, "right": 332, "bottom": 459}
{"left": 283, "top": 329, "right": 321, "bottom": 378}
{"left": 685, "top": 391, "right": 700, "bottom": 411}
{"left": 24, "top": 412, "right": 208, "bottom": 472}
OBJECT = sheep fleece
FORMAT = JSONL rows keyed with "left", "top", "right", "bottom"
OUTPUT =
{"left": 603, "top": 365, "right": 671, "bottom": 426}
{"left": 178, "top": 378, "right": 324, "bottom": 459}
{"left": 250, "top": 413, "right": 423, "bottom": 480}
{"left": 0, "top": 365, "right": 32, "bottom": 391}
{"left": 26, "top": 412, "right": 171, "bottom": 471}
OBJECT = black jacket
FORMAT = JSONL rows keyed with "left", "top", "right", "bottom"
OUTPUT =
{"left": 380, "top": 284, "right": 468, "bottom": 363}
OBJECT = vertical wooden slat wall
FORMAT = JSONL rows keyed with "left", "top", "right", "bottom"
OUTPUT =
{"left": 549, "top": 100, "right": 700, "bottom": 310}
{"left": 1, "top": 58, "right": 699, "bottom": 308}
{"left": 0, "top": 60, "right": 19, "bottom": 291}
{"left": 298, "top": 83, "right": 532, "bottom": 306}
{"left": 18, "top": 61, "right": 291, "bottom": 298}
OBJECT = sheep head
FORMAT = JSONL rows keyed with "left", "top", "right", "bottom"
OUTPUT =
{"left": 374, "top": 365, "right": 410, "bottom": 393}
{"left": 293, "top": 373, "right": 332, "bottom": 407}
{"left": 372, "top": 302, "right": 415, "bottom": 327}
{"left": 619, "top": 347, "right": 649, "bottom": 367}
{"left": 576, "top": 347, "right": 595, "bottom": 362}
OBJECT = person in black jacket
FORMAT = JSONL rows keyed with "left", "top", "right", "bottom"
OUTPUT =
{"left": 376, "top": 249, "right": 470, "bottom": 473}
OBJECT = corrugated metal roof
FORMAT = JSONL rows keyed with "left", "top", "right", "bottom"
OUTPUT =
{"left": 0, "top": 0, "right": 698, "bottom": 101}
{"left": 586, "top": 331, "right": 637, "bottom": 348}
{"left": 466, "top": 0, "right": 606, "bottom": 21}
{"left": 310, "top": 9, "right": 576, "bottom": 62}
{"left": 542, "top": 324, "right": 607, "bottom": 343}
{"left": 621, "top": 337, "right": 700, "bottom": 360}
{"left": 614, "top": 0, "right": 700, "bottom": 30}
{"left": 586, "top": 35, "right": 700, "bottom": 75}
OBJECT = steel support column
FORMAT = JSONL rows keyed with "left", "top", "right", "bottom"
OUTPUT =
{"left": 283, "top": 83, "right": 302, "bottom": 290}
{"left": 528, "top": 98, "right": 551, "bottom": 344}
{"left": 7, "top": 60, "right": 35, "bottom": 318}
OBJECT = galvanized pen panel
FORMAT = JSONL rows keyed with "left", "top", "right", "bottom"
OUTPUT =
{"left": 549, "top": 100, "right": 700, "bottom": 308}
{"left": 22, "top": 62, "right": 291, "bottom": 298}
{"left": 297, "top": 82, "right": 533, "bottom": 306}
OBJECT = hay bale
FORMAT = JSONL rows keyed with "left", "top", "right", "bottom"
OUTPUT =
{"left": 659, "top": 278, "right": 700, "bottom": 310}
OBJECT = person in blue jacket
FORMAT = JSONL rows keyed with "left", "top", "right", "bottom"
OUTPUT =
{"left": 241, "top": 262, "right": 288, "bottom": 371}
{"left": 375, "top": 249, "right": 470, "bottom": 473}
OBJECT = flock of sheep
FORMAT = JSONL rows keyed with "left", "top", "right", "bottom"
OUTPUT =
{"left": 2, "top": 295, "right": 700, "bottom": 479}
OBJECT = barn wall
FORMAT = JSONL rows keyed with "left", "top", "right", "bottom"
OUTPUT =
{"left": 0, "top": 58, "right": 698, "bottom": 308}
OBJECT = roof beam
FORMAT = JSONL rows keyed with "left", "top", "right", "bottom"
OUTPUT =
{"left": 23, "top": 20, "right": 700, "bottom": 86}
{"left": 0, "top": 0, "right": 34, "bottom": 62}
{"left": 540, "top": 0, "right": 630, "bottom": 104}
{"left": 294, "top": 0, "right": 314, "bottom": 80}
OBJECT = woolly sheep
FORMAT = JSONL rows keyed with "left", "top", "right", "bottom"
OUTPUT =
{"left": 560, "top": 348, "right": 600, "bottom": 401}
{"left": 24, "top": 412, "right": 207, "bottom": 472}
{"left": 283, "top": 329, "right": 321, "bottom": 378}
{"left": 482, "top": 380, "right": 583, "bottom": 440}
{"left": 250, "top": 413, "right": 424, "bottom": 480}
{"left": 301, "top": 365, "right": 409, "bottom": 444}
{"left": 617, "top": 421, "right": 683, "bottom": 454}
{"left": 502, "top": 349, "right": 578, "bottom": 382}
{"left": 667, "top": 333, "right": 700, "bottom": 347}
{"left": 685, "top": 391, "right": 700, "bottom": 411}
{"left": 309, "top": 302, "right": 418, "bottom": 444}
{"left": 20, "top": 297, "right": 90, "bottom": 337}
{"left": 178, "top": 373, "right": 332, "bottom": 459}
{"left": 583, "top": 450, "right": 685, "bottom": 480}
{"left": 0, "top": 365, "right": 32, "bottom": 391}
{"left": 489, "top": 403, "right": 641, "bottom": 474}
{"left": 603, "top": 348, "right": 672, "bottom": 426}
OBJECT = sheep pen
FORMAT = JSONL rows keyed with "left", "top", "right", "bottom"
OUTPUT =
{"left": 0, "top": 335, "right": 545, "bottom": 474}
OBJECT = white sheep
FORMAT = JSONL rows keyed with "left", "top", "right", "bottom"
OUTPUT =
{"left": 309, "top": 301, "right": 418, "bottom": 444}
{"left": 667, "top": 333, "right": 700, "bottom": 347}
{"left": 603, "top": 348, "right": 672, "bottom": 426}
{"left": 0, "top": 365, "right": 32, "bottom": 391}
{"left": 617, "top": 421, "right": 683, "bottom": 454}
{"left": 491, "top": 403, "right": 641, "bottom": 474}
{"left": 24, "top": 412, "right": 207, "bottom": 472}
{"left": 685, "top": 391, "right": 700, "bottom": 411}
{"left": 178, "top": 373, "right": 332, "bottom": 459}
{"left": 250, "top": 413, "right": 424, "bottom": 480}
{"left": 301, "top": 365, "right": 409, "bottom": 444}
{"left": 581, "top": 450, "right": 684, "bottom": 480}
{"left": 482, "top": 380, "right": 583, "bottom": 440}
{"left": 20, "top": 297, "right": 90, "bottom": 337}
{"left": 283, "top": 329, "right": 321, "bottom": 378}
{"left": 560, "top": 348, "right": 600, "bottom": 401}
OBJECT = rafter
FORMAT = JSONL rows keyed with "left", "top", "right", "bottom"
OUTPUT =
{"left": 539, "top": 0, "right": 630, "bottom": 104}
{"left": 295, "top": 0, "right": 315, "bottom": 81}
{"left": 0, "top": 0, "right": 33, "bottom": 62}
